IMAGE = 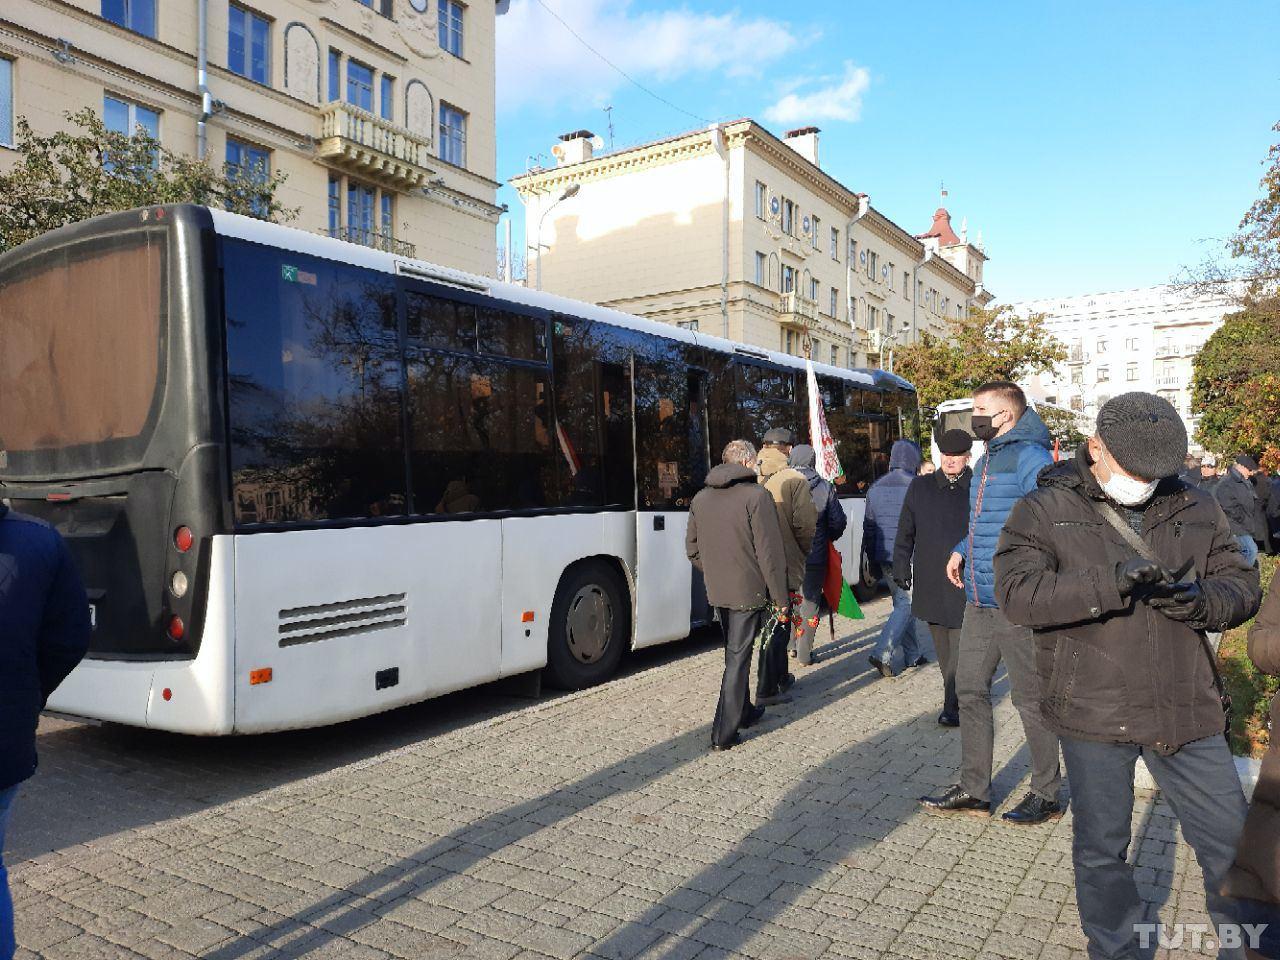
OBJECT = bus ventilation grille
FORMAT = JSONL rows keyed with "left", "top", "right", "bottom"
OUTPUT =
{"left": 277, "top": 593, "right": 407, "bottom": 647}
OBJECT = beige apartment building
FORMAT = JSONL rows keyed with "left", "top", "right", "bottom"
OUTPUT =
{"left": 0, "top": 0, "right": 506, "bottom": 274}
{"left": 511, "top": 120, "right": 992, "bottom": 369}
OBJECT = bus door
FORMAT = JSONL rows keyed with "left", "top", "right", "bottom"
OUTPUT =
{"left": 631, "top": 351, "right": 706, "bottom": 648}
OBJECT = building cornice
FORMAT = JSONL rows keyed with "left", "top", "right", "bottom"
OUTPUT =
{"left": 860, "top": 208, "right": 925, "bottom": 260}
{"left": 510, "top": 128, "right": 720, "bottom": 196}
{"left": 922, "top": 253, "right": 975, "bottom": 294}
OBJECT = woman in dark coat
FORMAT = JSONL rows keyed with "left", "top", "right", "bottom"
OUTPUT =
{"left": 1224, "top": 577, "right": 1280, "bottom": 958}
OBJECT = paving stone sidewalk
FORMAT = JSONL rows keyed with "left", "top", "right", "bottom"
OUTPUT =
{"left": 10, "top": 597, "right": 1223, "bottom": 959}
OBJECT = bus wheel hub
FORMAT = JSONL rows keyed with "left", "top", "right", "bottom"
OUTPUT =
{"left": 567, "top": 585, "right": 611, "bottom": 663}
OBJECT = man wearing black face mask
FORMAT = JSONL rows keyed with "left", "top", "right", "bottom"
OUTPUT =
{"left": 993, "top": 392, "right": 1271, "bottom": 960}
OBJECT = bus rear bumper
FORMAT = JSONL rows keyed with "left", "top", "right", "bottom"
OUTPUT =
{"left": 44, "top": 538, "right": 237, "bottom": 735}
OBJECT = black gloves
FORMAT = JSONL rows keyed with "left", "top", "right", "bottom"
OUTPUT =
{"left": 1116, "top": 558, "right": 1168, "bottom": 597}
{"left": 1147, "top": 581, "right": 1208, "bottom": 623}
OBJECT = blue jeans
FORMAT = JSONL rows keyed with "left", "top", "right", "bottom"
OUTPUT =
{"left": 1061, "top": 734, "right": 1279, "bottom": 960}
{"left": 0, "top": 784, "right": 15, "bottom": 960}
{"left": 871, "top": 579, "right": 925, "bottom": 669}
{"left": 1237, "top": 534, "right": 1259, "bottom": 568}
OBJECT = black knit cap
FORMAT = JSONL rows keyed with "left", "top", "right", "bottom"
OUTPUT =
{"left": 936, "top": 429, "right": 974, "bottom": 456}
{"left": 1096, "top": 392, "right": 1187, "bottom": 480}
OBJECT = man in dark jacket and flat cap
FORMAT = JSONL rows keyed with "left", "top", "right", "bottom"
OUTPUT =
{"left": 893, "top": 428, "right": 973, "bottom": 727}
{"left": 995, "top": 392, "right": 1266, "bottom": 960}
{"left": 1216, "top": 454, "right": 1270, "bottom": 567}
{"left": 687, "top": 439, "right": 790, "bottom": 751}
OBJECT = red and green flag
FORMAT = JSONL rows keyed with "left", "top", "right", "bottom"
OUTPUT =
{"left": 823, "top": 542, "right": 864, "bottom": 620}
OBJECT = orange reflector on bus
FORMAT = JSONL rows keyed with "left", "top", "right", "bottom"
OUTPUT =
{"left": 522, "top": 611, "right": 535, "bottom": 622}
{"left": 249, "top": 668, "right": 273, "bottom": 686}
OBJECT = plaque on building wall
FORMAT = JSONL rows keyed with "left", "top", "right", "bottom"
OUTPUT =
{"left": 405, "top": 80, "right": 433, "bottom": 142}
{"left": 284, "top": 24, "right": 321, "bottom": 103}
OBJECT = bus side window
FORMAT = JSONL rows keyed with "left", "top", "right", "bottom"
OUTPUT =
{"left": 634, "top": 345, "right": 691, "bottom": 509}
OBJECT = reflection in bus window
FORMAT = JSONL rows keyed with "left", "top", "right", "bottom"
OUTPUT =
{"left": 223, "top": 239, "right": 404, "bottom": 525}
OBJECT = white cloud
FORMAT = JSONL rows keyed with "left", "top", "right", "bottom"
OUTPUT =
{"left": 762, "top": 61, "right": 871, "bottom": 125}
{"left": 497, "top": 0, "right": 800, "bottom": 113}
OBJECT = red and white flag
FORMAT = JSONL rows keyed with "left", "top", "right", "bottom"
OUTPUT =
{"left": 806, "top": 358, "right": 844, "bottom": 482}
{"left": 555, "top": 421, "right": 581, "bottom": 476}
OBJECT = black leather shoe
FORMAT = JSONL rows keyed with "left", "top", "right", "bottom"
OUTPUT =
{"left": 937, "top": 712, "right": 959, "bottom": 727}
{"left": 912, "top": 655, "right": 930, "bottom": 667}
{"left": 778, "top": 672, "right": 796, "bottom": 693}
{"left": 868, "top": 656, "right": 897, "bottom": 678}
{"left": 1001, "top": 792, "right": 1063, "bottom": 825}
{"left": 711, "top": 735, "right": 740, "bottom": 752}
{"left": 919, "top": 785, "right": 990, "bottom": 817}
{"left": 740, "top": 704, "right": 765, "bottom": 729}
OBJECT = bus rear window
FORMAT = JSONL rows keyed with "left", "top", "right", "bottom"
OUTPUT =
{"left": 0, "top": 234, "right": 165, "bottom": 453}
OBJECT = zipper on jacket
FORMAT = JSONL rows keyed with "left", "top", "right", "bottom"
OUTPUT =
{"left": 968, "top": 458, "right": 991, "bottom": 604}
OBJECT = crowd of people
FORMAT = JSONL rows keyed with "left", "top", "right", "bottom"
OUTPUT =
{"left": 688, "top": 382, "right": 1280, "bottom": 960}
{"left": 3, "top": 383, "right": 1280, "bottom": 959}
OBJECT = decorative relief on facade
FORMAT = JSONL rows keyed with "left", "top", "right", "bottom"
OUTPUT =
{"left": 405, "top": 80, "right": 434, "bottom": 143}
{"left": 284, "top": 23, "right": 321, "bottom": 103}
{"left": 397, "top": 1, "right": 440, "bottom": 60}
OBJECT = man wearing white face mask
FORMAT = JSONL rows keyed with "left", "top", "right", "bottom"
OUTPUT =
{"left": 994, "top": 392, "right": 1268, "bottom": 960}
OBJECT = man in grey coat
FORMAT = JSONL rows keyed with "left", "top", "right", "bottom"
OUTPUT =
{"left": 687, "top": 440, "right": 790, "bottom": 751}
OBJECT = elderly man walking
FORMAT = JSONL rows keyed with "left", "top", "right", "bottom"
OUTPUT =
{"left": 2, "top": 503, "right": 92, "bottom": 958}
{"left": 687, "top": 440, "right": 790, "bottom": 751}
{"left": 995, "top": 393, "right": 1268, "bottom": 959}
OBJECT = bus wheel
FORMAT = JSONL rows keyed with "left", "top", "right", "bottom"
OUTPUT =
{"left": 545, "top": 562, "right": 628, "bottom": 690}
{"left": 852, "top": 549, "right": 880, "bottom": 603}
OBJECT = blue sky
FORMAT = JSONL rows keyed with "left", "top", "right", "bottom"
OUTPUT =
{"left": 494, "top": 0, "right": 1279, "bottom": 302}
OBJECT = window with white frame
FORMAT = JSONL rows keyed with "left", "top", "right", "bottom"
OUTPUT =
{"left": 1126, "top": 364, "right": 1139, "bottom": 381}
{"left": 755, "top": 181, "right": 767, "bottom": 219}
{"left": 829, "top": 344, "right": 838, "bottom": 366}
{"left": 781, "top": 198, "right": 795, "bottom": 236}
{"left": 228, "top": 5, "right": 270, "bottom": 84}
{"left": 102, "top": 0, "right": 155, "bottom": 37}
{"left": 380, "top": 74, "right": 394, "bottom": 121}
{"left": 225, "top": 138, "right": 270, "bottom": 214}
{"left": 811, "top": 215, "right": 821, "bottom": 250}
{"left": 866, "top": 249, "right": 877, "bottom": 280}
{"left": 848, "top": 237, "right": 857, "bottom": 263}
{"left": 808, "top": 277, "right": 819, "bottom": 302}
{"left": 754, "top": 251, "right": 767, "bottom": 286}
{"left": 0, "top": 58, "right": 12, "bottom": 147}
{"left": 829, "top": 288, "right": 837, "bottom": 316}
{"left": 867, "top": 305, "right": 879, "bottom": 330}
{"left": 439, "top": 0, "right": 464, "bottom": 58}
{"left": 439, "top": 102, "right": 467, "bottom": 167}
{"left": 346, "top": 59, "right": 374, "bottom": 112}
{"left": 1097, "top": 367, "right": 1110, "bottom": 383}
{"left": 849, "top": 298, "right": 857, "bottom": 326}
{"left": 830, "top": 226, "right": 839, "bottom": 260}
{"left": 1125, "top": 337, "right": 1140, "bottom": 351}
{"left": 780, "top": 264, "right": 796, "bottom": 293}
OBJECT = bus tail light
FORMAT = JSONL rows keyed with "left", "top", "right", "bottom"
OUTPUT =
{"left": 161, "top": 688, "right": 172, "bottom": 702}
{"left": 521, "top": 611, "right": 535, "bottom": 623}
{"left": 166, "top": 616, "right": 185, "bottom": 641}
{"left": 174, "top": 526, "right": 194, "bottom": 553}
{"left": 249, "top": 668, "right": 273, "bottom": 685}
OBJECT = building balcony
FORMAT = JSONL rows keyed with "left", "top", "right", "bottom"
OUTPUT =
{"left": 777, "top": 291, "right": 818, "bottom": 328}
{"left": 317, "top": 103, "right": 434, "bottom": 191}
{"left": 1068, "top": 346, "right": 1090, "bottom": 364}
{"left": 1155, "top": 375, "right": 1182, "bottom": 387}
{"left": 321, "top": 225, "right": 416, "bottom": 258}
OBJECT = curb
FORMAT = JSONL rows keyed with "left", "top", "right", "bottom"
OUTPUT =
{"left": 1135, "top": 754, "right": 1263, "bottom": 800}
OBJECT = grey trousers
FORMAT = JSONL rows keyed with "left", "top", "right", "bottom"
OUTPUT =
{"left": 956, "top": 604, "right": 1062, "bottom": 803}
{"left": 794, "top": 562, "right": 825, "bottom": 665}
{"left": 928, "top": 623, "right": 961, "bottom": 718}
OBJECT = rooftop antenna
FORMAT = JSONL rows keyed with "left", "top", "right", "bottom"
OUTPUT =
{"left": 603, "top": 105, "right": 615, "bottom": 152}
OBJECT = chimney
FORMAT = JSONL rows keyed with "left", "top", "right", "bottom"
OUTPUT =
{"left": 553, "top": 129, "right": 597, "bottom": 166}
{"left": 783, "top": 126, "right": 820, "bottom": 166}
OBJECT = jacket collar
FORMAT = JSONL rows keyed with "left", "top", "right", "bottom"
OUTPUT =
{"left": 988, "top": 407, "right": 1053, "bottom": 453}
{"left": 934, "top": 466, "right": 971, "bottom": 490}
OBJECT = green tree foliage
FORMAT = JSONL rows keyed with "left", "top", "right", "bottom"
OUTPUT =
{"left": 1036, "top": 404, "right": 1089, "bottom": 449}
{"left": 0, "top": 109, "right": 295, "bottom": 254}
{"left": 894, "top": 304, "right": 1066, "bottom": 414}
{"left": 1191, "top": 307, "right": 1280, "bottom": 468}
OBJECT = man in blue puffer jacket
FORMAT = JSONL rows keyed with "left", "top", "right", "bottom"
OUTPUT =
{"left": 920, "top": 381, "right": 1063, "bottom": 826}
{"left": 864, "top": 439, "right": 928, "bottom": 676}
{"left": 0, "top": 502, "right": 91, "bottom": 958}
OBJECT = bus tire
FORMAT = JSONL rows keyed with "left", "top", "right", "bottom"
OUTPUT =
{"left": 852, "top": 549, "right": 880, "bottom": 603}
{"left": 545, "top": 561, "right": 628, "bottom": 690}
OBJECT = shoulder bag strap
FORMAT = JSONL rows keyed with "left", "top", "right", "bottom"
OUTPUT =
{"left": 1090, "top": 498, "right": 1232, "bottom": 719}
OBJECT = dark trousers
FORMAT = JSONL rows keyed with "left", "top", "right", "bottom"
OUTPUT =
{"left": 1061, "top": 734, "right": 1280, "bottom": 960}
{"left": 957, "top": 604, "right": 1062, "bottom": 802}
{"left": 713, "top": 607, "right": 765, "bottom": 747}
{"left": 928, "top": 622, "right": 961, "bottom": 718}
{"left": 756, "top": 599, "right": 791, "bottom": 699}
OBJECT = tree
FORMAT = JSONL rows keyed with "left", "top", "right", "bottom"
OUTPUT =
{"left": 0, "top": 109, "right": 295, "bottom": 254}
{"left": 894, "top": 304, "right": 1067, "bottom": 415}
{"left": 1191, "top": 307, "right": 1280, "bottom": 468}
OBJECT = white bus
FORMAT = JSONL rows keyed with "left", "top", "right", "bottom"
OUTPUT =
{"left": 0, "top": 206, "right": 918, "bottom": 734}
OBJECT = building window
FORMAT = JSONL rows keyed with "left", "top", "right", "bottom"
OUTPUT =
{"left": 1097, "top": 338, "right": 1109, "bottom": 354}
{"left": 783, "top": 329, "right": 798, "bottom": 355}
{"left": 867, "top": 305, "right": 879, "bottom": 330}
{"left": 355, "top": 0, "right": 394, "bottom": 16}
{"left": 439, "top": 0, "right": 464, "bottom": 58}
{"left": 829, "top": 287, "right": 837, "bottom": 317}
{"left": 848, "top": 237, "right": 857, "bottom": 263}
{"left": 439, "top": 102, "right": 467, "bottom": 167}
{"left": 228, "top": 5, "right": 270, "bottom": 85}
{"left": 0, "top": 58, "right": 12, "bottom": 148}
{"left": 781, "top": 198, "right": 794, "bottom": 237}
{"left": 754, "top": 181, "right": 767, "bottom": 219}
{"left": 1097, "top": 367, "right": 1110, "bottom": 383}
{"left": 808, "top": 277, "right": 819, "bottom": 302}
{"left": 754, "top": 251, "right": 767, "bottom": 286}
{"left": 849, "top": 299, "right": 857, "bottom": 326}
{"left": 328, "top": 48, "right": 341, "bottom": 101}
{"left": 328, "top": 177, "right": 340, "bottom": 234}
{"left": 225, "top": 138, "right": 270, "bottom": 214}
{"left": 1126, "top": 364, "right": 1139, "bottom": 381}
{"left": 347, "top": 60, "right": 374, "bottom": 112}
{"left": 811, "top": 215, "right": 821, "bottom": 250}
{"left": 102, "top": 0, "right": 155, "bottom": 37}
{"left": 380, "top": 192, "right": 393, "bottom": 236}
{"left": 780, "top": 264, "right": 796, "bottom": 294}
{"left": 829, "top": 344, "right": 839, "bottom": 366}
{"left": 380, "top": 74, "right": 394, "bottom": 121}
{"left": 103, "top": 93, "right": 159, "bottom": 140}
{"left": 1126, "top": 337, "right": 1140, "bottom": 351}
{"left": 903, "top": 272, "right": 909, "bottom": 298}
{"left": 888, "top": 262, "right": 895, "bottom": 288}
{"left": 866, "top": 249, "right": 877, "bottom": 281}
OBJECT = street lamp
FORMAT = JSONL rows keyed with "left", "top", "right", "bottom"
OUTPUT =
{"left": 534, "top": 183, "right": 580, "bottom": 291}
